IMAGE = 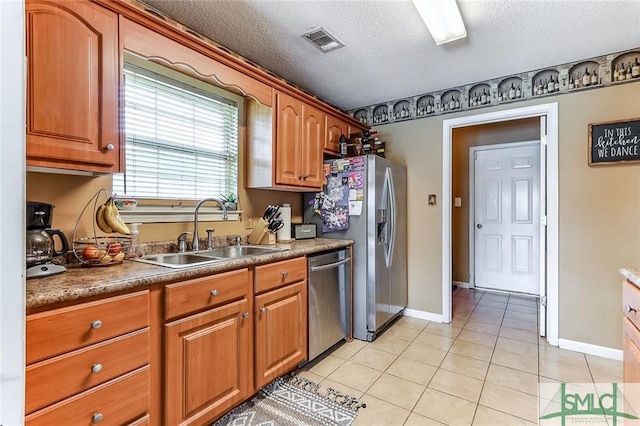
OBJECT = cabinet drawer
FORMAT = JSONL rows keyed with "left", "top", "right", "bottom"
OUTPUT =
{"left": 25, "top": 365, "right": 149, "bottom": 426}
{"left": 128, "top": 414, "right": 151, "bottom": 426}
{"left": 255, "top": 257, "right": 306, "bottom": 294}
{"left": 26, "top": 328, "right": 150, "bottom": 414}
{"left": 165, "top": 268, "right": 249, "bottom": 320}
{"left": 623, "top": 280, "right": 640, "bottom": 330}
{"left": 26, "top": 291, "right": 149, "bottom": 364}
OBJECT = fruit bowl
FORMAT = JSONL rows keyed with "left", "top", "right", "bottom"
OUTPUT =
{"left": 73, "top": 236, "right": 131, "bottom": 267}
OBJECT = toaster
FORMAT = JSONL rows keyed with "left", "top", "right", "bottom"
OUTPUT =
{"left": 292, "top": 223, "right": 317, "bottom": 240}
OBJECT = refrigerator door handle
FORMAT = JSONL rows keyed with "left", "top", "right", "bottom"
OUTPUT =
{"left": 387, "top": 167, "right": 396, "bottom": 267}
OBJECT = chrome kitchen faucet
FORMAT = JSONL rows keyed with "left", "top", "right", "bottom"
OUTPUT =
{"left": 192, "top": 198, "right": 228, "bottom": 251}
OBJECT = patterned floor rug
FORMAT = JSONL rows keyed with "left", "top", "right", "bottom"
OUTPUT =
{"left": 214, "top": 374, "right": 365, "bottom": 426}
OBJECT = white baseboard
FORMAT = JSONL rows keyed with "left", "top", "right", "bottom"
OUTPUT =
{"left": 404, "top": 308, "right": 444, "bottom": 323}
{"left": 557, "top": 338, "right": 623, "bottom": 361}
{"left": 453, "top": 281, "right": 470, "bottom": 289}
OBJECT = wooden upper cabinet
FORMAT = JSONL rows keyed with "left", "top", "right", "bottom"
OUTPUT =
{"left": 25, "top": 0, "right": 120, "bottom": 173}
{"left": 275, "top": 93, "right": 303, "bottom": 187}
{"left": 273, "top": 92, "right": 323, "bottom": 190}
{"left": 325, "top": 114, "right": 349, "bottom": 155}
{"left": 301, "top": 104, "right": 325, "bottom": 188}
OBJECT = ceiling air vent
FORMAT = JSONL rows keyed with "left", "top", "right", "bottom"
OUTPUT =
{"left": 302, "top": 27, "right": 345, "bottom": 53}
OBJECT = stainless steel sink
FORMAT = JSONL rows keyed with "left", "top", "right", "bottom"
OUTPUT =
{"left": 196, "top": 245, "right": 285, "bottom": 258}
{"left": 134, "top": 245, "right": 287, "bottom": 268}
{"left": 134, "top": 253, "right": 224, "bottom": 269}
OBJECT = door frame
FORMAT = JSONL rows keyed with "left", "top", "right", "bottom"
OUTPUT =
{"left": 468, "top": 141, "right": 541, "bottom": 292}
{"left": 442, "top": 103, "right": 559, "bottom": 346}
{"left": 0, "top": 0, "right": 27, "bottom": 423}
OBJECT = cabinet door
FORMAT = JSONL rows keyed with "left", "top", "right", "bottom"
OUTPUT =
{"left": 255, "top": 281, "right": 307, "bottom": 389}
{"left": 275, "top": 92, "right": 303, "bottom": 186}
{"left": 624, "top": 318, "right": 640, "bottom": 382}
{"left": 165, "top": 299, "right": 251, "bottom": 425}
{"left": 623, "top": 318, "right": 640, "bottom": 414}
{"left": 25, "top": 0, "right": 120, "bottom": 173}
{"left": 325, "top": 114, "right": 345, "bottom": 155}
{"left": 301, "top": 105, "right": 325, "bottom": 189}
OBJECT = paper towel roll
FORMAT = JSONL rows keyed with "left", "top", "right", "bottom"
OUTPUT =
{"left": 276, "top": 203, "right": 291, "bottom": 241}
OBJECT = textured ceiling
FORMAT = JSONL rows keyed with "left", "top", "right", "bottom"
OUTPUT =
{"left": 142, "top": 0, "right": 640, "bottom": 111}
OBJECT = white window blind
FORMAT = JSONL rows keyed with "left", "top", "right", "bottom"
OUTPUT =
{"left": 113, "top": 64, "right": 238, "bottom": 199}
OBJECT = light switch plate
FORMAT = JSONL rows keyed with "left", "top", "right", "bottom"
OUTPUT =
{"left": 454, "top": 197, "right": 462, "bottom": 207}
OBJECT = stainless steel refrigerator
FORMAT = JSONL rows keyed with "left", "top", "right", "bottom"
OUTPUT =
{"left": 304, "top": 155, "right": 407, "bottom": 341}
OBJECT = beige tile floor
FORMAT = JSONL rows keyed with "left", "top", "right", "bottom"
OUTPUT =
{"left": 299, "top": 288, "right": 623, "bottom": 425}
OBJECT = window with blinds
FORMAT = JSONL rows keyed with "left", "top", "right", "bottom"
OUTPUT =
{"left": 113, "top": 63, "right": 239, "bottom": 200}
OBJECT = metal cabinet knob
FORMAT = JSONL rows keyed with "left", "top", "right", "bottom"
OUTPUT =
{"left": 91, "top": 320, "right": 102, "bottom": 330}
{"left": 282, "top": 271, "right": 288, "bottom": 278}
{"left": 625, "top": 305, "right": 637, "bottom": 313}
{"left": 476, "top": 224, "right": 483, "bottom": 229}
{"left": 260, "top": 307, "right": 267, "bottom": 313}
{"left": 91, "top": 363, "right": 103, "bottom": 374}
{"left": 243, "top": 312, "right": 250, "bottom": 318}
{"left": 104, "top": 144, "right": 115, "bottom": 151}
{"left": 210, "top": 289, "right": 218, "bottom": 296}
{"left": 92, "top": 413, "right": 104, "bottom": 424}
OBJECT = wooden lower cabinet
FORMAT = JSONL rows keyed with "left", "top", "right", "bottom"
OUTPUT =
{"left": 25, "top": 366, "right": 149, "bottom": 426}
{"left": 623, "top": 280, "right": 640, "bottom": 415}
{"left": 165, "top": 298, "right": 252, "bottom": 425}
{"left": 623, "top": 318, "right": 640, "bottom": 382}
{"left": 254, "top": 281, "right": 308, "bottom": 389}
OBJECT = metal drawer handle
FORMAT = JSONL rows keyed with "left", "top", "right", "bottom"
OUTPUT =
{"left": 260, "top": 307, "right": 267, "bottom": 313}
{"left": 625, "top": 305, "right": 637, "bottom": 313}
{"left": 92, "top": 413, "right": 104, "bottom": 424}
{"left": 91, "top": 320, "right": 102, "bottom": 330}
{"left": 210, "top": 289, "right": 218, "bottom": 296}
{"left": 91, "top": 363, "right": 103, "bottom": 374}
{"left": 281, "top": 271, "right": 288, "bottom": 278}
{"left": 243, "top": 312, "right": 250, "bottom": 318}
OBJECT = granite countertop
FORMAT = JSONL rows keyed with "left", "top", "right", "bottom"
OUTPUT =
{"left": 27, "top": 238, "right": 353, "bottom": 309}
{"left": 621, "top": 267, "right": 640, "bottom": 288}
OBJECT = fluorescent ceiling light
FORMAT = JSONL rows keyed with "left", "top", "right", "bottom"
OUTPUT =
{"left": 412, "top": 0, "right": 467, "bottom": 45}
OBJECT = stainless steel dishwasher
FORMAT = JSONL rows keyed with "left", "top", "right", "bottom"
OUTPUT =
{"left": 307, "top": 248, "right": 351, "bottom": 362}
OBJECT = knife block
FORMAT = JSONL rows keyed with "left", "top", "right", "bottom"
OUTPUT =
{"left": 247, "top": 218, "right": 276, "bottom": 245}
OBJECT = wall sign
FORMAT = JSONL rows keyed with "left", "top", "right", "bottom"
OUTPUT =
{"left": 588, "top": 118, "right": 640, "bottom": 165}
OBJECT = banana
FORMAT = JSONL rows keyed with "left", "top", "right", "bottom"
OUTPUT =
{"left": 103, "top": 197, "right": 131, "bottom": 235}
{"left": 95, "top": 203, "right": 114, "bottom": 233}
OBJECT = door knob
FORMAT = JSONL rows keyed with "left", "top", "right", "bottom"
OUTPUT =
{"left": 476, "top": 224, "right": 483, "bottom": 229}
{"left": 104, "top": 144, "right": 115, "bottom": 151}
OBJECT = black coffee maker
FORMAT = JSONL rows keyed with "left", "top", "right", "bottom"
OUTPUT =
{"left": 26, "top": 202, "right": 69, "bottom": 279}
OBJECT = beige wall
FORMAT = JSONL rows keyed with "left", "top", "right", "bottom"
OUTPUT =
{"left": 451, "top": 118, "right": 540, "bottom": 283}
{"left": 26, "top": 172, "right": 302, "bottom": 244}
{"left": 381, "top": 82, "right": 640, "bottom": 349}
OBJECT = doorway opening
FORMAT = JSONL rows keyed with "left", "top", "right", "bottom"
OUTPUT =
{"left": 442, "top": 103, "right": 559, "bottom": 346}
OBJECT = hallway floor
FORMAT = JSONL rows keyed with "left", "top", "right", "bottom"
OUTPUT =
{"left": 299, "top": 288, "right": 623, "bottom": 425}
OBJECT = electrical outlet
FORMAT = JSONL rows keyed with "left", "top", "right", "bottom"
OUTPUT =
{"left": 455, "top": 197, "right": 462, "bottom": 207}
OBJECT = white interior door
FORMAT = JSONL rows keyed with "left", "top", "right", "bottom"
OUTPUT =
{"left": 473, "top": 143, "right": 540, "bottom": 294}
